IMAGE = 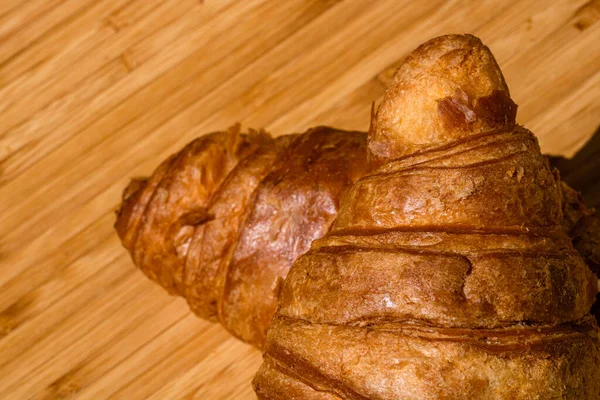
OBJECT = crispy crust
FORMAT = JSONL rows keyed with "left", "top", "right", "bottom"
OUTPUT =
{"left": 115, "top": 126, "right": 368, "bottom": 347}
{"left": 256, "top": 316, "right": 599, "bottom": 400}
{"left": 255, "top": 34, "right": 600, "bottom": 398}
{"left": 115, "top": 125, "right": 271, "bottom": 295}
{"left": 368, "top": 34, "right": 511, "bottom": 162}
{"left": 217, "top": 127, "right": 368, "bottom": 347}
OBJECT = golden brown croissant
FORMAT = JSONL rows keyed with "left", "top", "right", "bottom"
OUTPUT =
{"left": 115, "top": 63, "right": 599, "bottom": 352}
{"left": 115, "top": 125, "right": 368, "bottom": 347}
{"left": 115, "top": 132, "right": 600, "bottom": 350}
{"left": 254, "top": 34, "right": 600, "bottom": 399}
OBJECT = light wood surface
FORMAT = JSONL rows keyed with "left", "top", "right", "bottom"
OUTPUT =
{"left": 1, "top": 1, "right": 599, "bottom": 399}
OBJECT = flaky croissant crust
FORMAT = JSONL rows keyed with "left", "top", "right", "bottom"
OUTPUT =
{"left": 115, "top": 125, "right": 368, "bottom": 347}
{"left": 254, "top": 34, "right": 600, "bottom": 399}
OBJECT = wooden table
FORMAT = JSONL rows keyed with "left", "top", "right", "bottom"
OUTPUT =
{"left": 1, "top": 1, "right": 598, "bottom": 399}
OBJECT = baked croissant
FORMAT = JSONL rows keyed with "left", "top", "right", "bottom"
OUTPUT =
{"left": 115, "top": 61, "right": 599, "bottom": 353}
{"left": 115, "top": 128, "right": 599, "bottom": 349}
{"left": 115, "top": 125, "right": 368, "bottom": 347}
{"left": 253, "top": 34, "right": 600, "bottom": 399}
{"left": 114, "top": 133, "right": 600, "bottom": 351}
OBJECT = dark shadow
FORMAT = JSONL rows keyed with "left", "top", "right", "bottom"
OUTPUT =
{"left": 548, "top": 125, "right": 600, "bottom": 322}
{"left": 548, "top": 125, "right": 600, "bottom": 209}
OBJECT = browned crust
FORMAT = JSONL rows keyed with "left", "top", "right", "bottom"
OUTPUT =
{"left": 114, "top": 126, "right": 369, "bottom": 348}
{"left": 218, "top": 127, "right": 368, "bottom": 347}
{"left": 368, "top": 34, "right": 511, "bottom": 162}
{"left": 259, "top": 316, "right": 600, "bottom": 400}
{"left": 182, "top": 134, "right": 292, "bottom": 322}
{"left": 256, "top": 34, "right": 600, "bottom": 399}
{"left": 114, "top": 126, "right": 272, "bottom": 295}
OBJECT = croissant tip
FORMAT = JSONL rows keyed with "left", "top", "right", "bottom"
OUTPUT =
{"left": 370, "top": 34, "right": 515, "bottom": 160}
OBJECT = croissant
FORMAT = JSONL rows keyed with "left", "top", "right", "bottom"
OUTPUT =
{"left": 115, "top": 61, "right": 599, "bottom": 354}
{"left": 115, "top": 125, "right": 368, "bottom": 347}
{"left": 253, "top": 34, "right": 600, "bottom": 399}
{"left": 115, "top": 133, "right": 600, "bottom": 351}
{"left": 115, "top": 128, "right": 599, "bottom": 349}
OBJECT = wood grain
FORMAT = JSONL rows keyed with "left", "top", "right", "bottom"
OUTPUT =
{"left": 0, "top": 1, "right": 598, "bottom": 399}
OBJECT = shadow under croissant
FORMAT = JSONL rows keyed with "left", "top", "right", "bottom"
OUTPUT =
{"left": 548, "top": 125, "right": 600, "bottom": 209}
{"left": 548, "top": 125, "right": 600, "bottom": 322}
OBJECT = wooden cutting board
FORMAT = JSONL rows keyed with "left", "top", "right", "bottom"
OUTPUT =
{"left": 1, "top": 1, "right": 598, "bottom": 399}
